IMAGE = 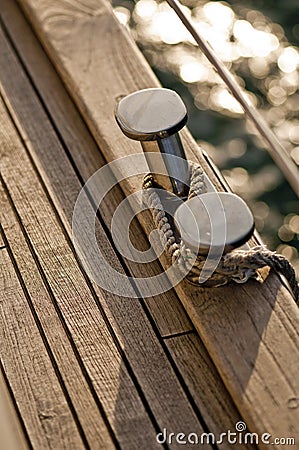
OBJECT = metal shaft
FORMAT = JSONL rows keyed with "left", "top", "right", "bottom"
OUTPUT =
{"left": 115, "top": 88, "right": 189, "bottom": 196}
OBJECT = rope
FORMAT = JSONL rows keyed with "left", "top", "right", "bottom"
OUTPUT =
{"left": 142, "top": 163, "right": 299, "bottom": 304}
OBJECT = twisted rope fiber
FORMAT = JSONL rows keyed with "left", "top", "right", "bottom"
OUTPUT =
{"left": 142, "top": 163, "right": 299, "bottom": 304}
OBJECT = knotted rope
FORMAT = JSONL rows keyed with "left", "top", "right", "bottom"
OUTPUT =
{"left": 142, "top": 163, "right": 299, "bottom": 304}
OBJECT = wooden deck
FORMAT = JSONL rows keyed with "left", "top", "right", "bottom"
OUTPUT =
{"left": 0, "top": 1, "right": 298, "bottom": 449}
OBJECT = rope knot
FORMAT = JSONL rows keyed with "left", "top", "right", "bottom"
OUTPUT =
{"left": 142, "top": 164, "right": 298, "bottom": 304}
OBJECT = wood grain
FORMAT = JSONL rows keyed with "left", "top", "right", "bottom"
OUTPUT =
{"left": 0, "top": 31, "right": 212, "bottom": 450}
{"left": 0, "top": 245, "right": 85, "bottom": 450}
{"left": 0, "top": 366, "right": 29, "bottom": 450}
{"left": 165, "top": 332, "right": 256, "bottom": 450}
{"left": 0, "top": 4, "right": 259, "bottom": 447}
{"left": 15, "top": 0, "right": 299, "bottom": 446}
{"left": 0, "top": 101, "right": 165, "bottom": 450}
{"left": 0, "top": 182, "right": 116, "bottom": 448}
{"left": 0, "top": 0, "right": 192, "bottom": 339}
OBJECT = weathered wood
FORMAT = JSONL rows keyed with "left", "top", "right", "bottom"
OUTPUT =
{"left": 0, "top": 35, "right": 212, "bottom": 450}
{"left": 0, "top": 96, "right": 163, "bottom": 449}
{"left": 0, "top": 183, "right": 116, "bottom": 448}
{"left": 165, "top": 332, "right": 256, "bottom": 450}
{"left": 0, "top": 246, "right": 85, "bottom": 450}
{"left": 16, "top": 0, "right": 299, "bottom": 445}
{"left": 0, "top": 4, "right": 259, "bottom": 446}
{"left": 0, "top": 366, "right": 29, "bottom": 450}
{"left": 0, "top": 0, "right": 193, "bottom": 339}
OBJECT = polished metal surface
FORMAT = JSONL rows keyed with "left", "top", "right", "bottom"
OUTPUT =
{"left": 174, "top": 192, "right": 255, "bottom": 255}
{"left": 157, "top": 134, "right": 189, "bottom": 196}
{"left": 115, "top": 88, "right": 187, "bottom": 140}
{"left": 115, "top": 88, "right": 188, "bottom": 196}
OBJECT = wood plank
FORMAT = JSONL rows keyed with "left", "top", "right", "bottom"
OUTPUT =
{"left": 165, "top": 333, "right": 255, "bottom": 450}
{"left": 0, "top": 193, "right": 116, "bottom": 448}
{"left": 0, "top": 366, "right": 29, "bottom": 450}
{"left": 0, "top": 56, "right": 211, "bottom": 450}
{"left": 0, "top": 99, "right": 162, "bottom": 449}
{"left": 0, "top": 6, "right": 254, "bottom": 445}
{"left": 0, "top": 0, "right": 192, "bottom": 339}
{"left": 16, "top": 0, "right": 299, "bottom": 445}
{"left": 0, "top": 246, "right": 85, "bottom": 450}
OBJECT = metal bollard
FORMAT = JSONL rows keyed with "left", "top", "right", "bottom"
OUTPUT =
{"left": 115, "top": 88, "right": 255, "bottom": 255}
{"left": 115, "top": 88, "right": 189, "bottom": 197}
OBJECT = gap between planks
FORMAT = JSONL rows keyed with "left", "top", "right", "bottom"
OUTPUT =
{"left": 0, "top": 182, "right": 120, "bottom": 449}
{"left": 13, "top": 0, "right": 299, "bottom": 446}
{"left": 0, "top": 233, "right": 90, "bottom": 450}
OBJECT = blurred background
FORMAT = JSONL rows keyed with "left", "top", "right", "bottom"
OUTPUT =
{"left": 111, "top": 0, "right": 299, "bottom": 279}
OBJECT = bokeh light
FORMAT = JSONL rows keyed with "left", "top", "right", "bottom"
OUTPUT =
{"left": 112, "top": 0, "right": 299, "bottom": 279}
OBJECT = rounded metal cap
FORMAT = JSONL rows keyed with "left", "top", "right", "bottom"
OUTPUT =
{"left": 115, "top": 88, "right": 188, "bottom": 141}
{"left": 174, "top": 192, "right": 255, "bottom": 255}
